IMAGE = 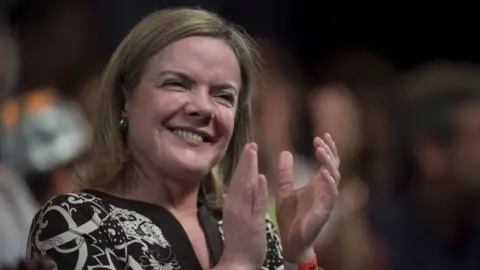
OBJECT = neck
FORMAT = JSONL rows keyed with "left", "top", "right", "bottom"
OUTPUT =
{"left": 116, "top": 158, "right": 201, "bottom": 218}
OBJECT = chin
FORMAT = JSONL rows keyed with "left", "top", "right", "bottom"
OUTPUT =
{"left": 181, "top": 164, "right": 211, "bottom": 178}
{"left": 161, "top": 155, "right": 215, "bottom": 182}
{"left": 150, "top": 132, "right": 225, "bottom": 181}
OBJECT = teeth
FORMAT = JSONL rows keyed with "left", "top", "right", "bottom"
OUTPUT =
{"left": 172, "top": 129, "right": 204, "bottom": 142}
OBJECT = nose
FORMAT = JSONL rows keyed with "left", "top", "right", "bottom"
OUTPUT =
{"left": 184, "top": 89, "right": 214, "bottom": 121}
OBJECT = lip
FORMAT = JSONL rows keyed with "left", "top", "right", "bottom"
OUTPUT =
{"left": 166, "top": 126, "right": 215, "bottom": 143}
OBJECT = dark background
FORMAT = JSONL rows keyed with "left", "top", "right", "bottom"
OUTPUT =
{"left": 9, "top": 0, "right": 479, "bottom": 76}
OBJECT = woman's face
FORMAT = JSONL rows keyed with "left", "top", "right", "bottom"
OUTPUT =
{"left": 124, "top": 36, "right": 241, "bottom": 181}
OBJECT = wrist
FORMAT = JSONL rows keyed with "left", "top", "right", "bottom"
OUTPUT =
{"left": 297, "top": 247, "right": 315, "bottom": 263}
{"left": 298, "top": 254, "right": 319, "bottom": 270}
{"left": 214, "top": 255, "right": 255, "bottom": 270}
{"left": 285, "top": 247, "right": 315, "bottom": 264}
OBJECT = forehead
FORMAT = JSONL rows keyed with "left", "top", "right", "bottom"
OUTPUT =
{"left": 144, "top": 36, "right": 241, "bottom": 86}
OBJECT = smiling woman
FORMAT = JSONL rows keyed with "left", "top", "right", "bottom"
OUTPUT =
{"left": 26, "top": 7, "right": 338, "bottom": 270}
{"left": 83, "top": 10, "right": 256, "bottom": 204}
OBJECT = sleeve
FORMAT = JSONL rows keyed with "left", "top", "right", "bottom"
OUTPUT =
{"left": 262, "top": 215, "right": 326, "bottom": 270}
{"left": 262, "top": 215, "right": 284, "bottom": 270}
{"left": 26, "top": 193, "right": 123, "bottom": 270}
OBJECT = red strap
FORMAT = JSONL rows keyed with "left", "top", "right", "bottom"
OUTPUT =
{"left": 298, "top": 255, "right": 319, "bottom": 270}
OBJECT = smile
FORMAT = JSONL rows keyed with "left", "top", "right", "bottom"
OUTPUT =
{"left": 171, "top": 129, "right": 206, "bottom": 142}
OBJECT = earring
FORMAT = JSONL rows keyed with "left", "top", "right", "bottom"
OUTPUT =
{"left": 120, "top": 117, "right": 129, "bottom": 134}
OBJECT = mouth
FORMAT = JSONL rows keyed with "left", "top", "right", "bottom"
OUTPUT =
{"left": 167, "top": 127, "right": 213, "bottom": 143}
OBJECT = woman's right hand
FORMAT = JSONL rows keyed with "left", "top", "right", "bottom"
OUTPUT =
{"left": 216, "top": 143, "right": 269, "bottom": 270}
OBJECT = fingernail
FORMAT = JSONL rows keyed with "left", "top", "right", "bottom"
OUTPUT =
{"left": 279, "top": 151, "right": 293, "bottom": 169}
{"left": 250, "top": 142, "right": 258, "bottom": 151}
{"left": 314, "top": 136, "right": 321, "bottom": 146}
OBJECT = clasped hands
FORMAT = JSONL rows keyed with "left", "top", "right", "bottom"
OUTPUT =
{"left": 217, "top": 134, "right": 341, "bottom": 269}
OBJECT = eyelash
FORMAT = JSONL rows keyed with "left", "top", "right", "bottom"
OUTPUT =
{"left": 164, "top": 80, "right": 235, "bottom": 104}
{"left": 164, "top": 80, "right": 185, "bottom": 88}
{"left": 216, "top": 93, "right": 235, "bottom": 104}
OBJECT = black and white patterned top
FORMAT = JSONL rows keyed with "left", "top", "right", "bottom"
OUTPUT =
{"left": 26, "top": 190, "right": 284, "bottom": 270}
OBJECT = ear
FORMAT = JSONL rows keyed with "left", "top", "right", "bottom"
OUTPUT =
{"left": 122, "top": 87, "right": 129, "bottom": 117}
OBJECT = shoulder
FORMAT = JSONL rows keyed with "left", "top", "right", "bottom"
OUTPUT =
{"left": 27, "top": 192, "right": 112, "bottom": 256}
{"left": 34, "top": 192, "right": 110, "bottom": 221}
{"left": 26, "top": 192, "right": 129, "bottom": 268}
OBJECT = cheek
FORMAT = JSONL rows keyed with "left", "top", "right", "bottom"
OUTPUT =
{"left": 126, "top": 91, "right": 169, "bottom": 143}
{"left": 215, "top": 107, "right": 236, "bottom": 141}
{"left": 128, "top": 100, "right": 156, "bottom": 134}
{"left": 129, "top": 88, "right": 176, "bottom": 122}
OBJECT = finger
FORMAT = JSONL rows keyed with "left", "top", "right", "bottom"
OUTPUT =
{"left": 325, "top": 133, "right": 340, "bottom": 165}
{"left": 314, "top": 137, "right": 336, "bottom": 167}
{"left": 277, "top": 151, "right": 294, "bottom": 200}
{"left": 252, "top": 174, "right": 269, "bottom": 217}
{"left": 230, "top": 143, "right": 259, "bottom": 208}
{"left": 318, "top": 168, "right": 338, "bottom": 197}
{"left": 315, "top": 146, "right": 341, "bottom": 185}
{"left": 249, "top": 142, "right": 258, "bottom": 152}
{"left": 228, "top": 143, "right": 253, "bottom": 191}
{"left": 248, "top": 143, "right": 259, "bottom": 179}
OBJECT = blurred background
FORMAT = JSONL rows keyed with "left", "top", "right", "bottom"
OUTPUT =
{"left": 2, "top": 0, "right": 480, "bottom": 269}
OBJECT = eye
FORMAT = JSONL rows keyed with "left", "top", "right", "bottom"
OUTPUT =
{"left": 163, "top": 79, "right": 186, "bottom": 89}
{"left": 215, "top": 92, "right": 236, "bottom": 105}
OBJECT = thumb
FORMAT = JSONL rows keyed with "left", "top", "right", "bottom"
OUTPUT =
{"left": 277, "top": 151, "right": 294, "bottom": 199}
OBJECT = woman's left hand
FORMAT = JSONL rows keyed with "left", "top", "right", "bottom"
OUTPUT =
{"left": 276, "top": 133, "right": 341, "bottom": 263}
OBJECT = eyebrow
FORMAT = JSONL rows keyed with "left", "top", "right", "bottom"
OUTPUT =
{"left": 158, "top": 70, "right": 238, "bottom": 93}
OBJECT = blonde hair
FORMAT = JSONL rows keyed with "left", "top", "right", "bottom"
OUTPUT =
{"left": 81, "top": 8, "right": 259, "bottom": 208}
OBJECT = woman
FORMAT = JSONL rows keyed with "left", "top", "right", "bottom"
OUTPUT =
{"left": 26, "top": 8, "right": 340, "bottom": 270}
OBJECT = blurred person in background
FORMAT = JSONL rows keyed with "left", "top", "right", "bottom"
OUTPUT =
{"left": 316, "top": 47, "right": 397, "bottom": 197}
{"left": 0, "top": 1, "right": 91, "bottom": 268}
{"left": 0, "top": 9, "right": 40, "bottom": 267}
{"left": 0, "top": 86, "right": 90, "bottom": 269}
{"left": 308, "top": 83, "right": 374, "bottom": 270}
{"left": 0, "top": 87, "right": 91, "bottom": 205}
{"left": 252, "top": 40, "right": 317, "bottom": 222}
{"left": 372, "top": 62, "right": 480, "bottom": 270}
